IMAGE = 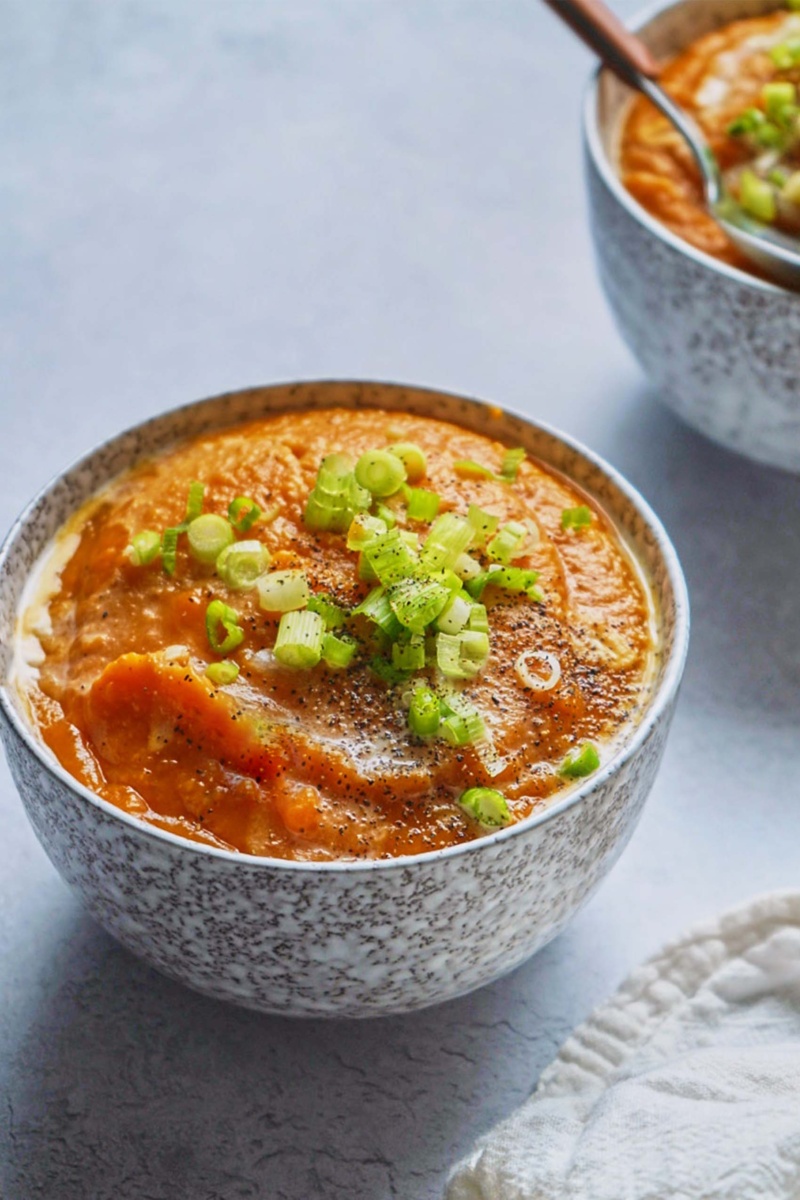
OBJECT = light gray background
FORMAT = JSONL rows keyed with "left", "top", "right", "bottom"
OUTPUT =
{"left": 2, "top": 2, "right": 799, "bottom": 1197}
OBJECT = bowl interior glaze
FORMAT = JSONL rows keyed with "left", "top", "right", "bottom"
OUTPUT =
{"left": 0, "top": 380, "right": 689, "bottom": 873}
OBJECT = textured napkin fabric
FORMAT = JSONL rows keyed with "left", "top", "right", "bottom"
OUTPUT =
{"left": 447, "top": 892, "right": 800, "bottom": 1200}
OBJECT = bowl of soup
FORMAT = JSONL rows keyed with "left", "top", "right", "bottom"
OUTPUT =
{"left": 0, "top": 381, "right": 689, "bottom": 1016}
{"left": 584, "top": 0, "right": 800, "bottom": 473}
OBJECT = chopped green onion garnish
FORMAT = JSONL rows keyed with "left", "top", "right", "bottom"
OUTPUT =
{"left": 435, "top": 592, "right": 473, "bottom": 635}
{"left": 353, "top": 586, "right": 404, "bottom": 638}
{"left": 321, "top": 631, "right": 357, "bottom": 669}
{"left": 727, "top": 107, "right": 766, "bottom": 137}
{"left": 769, "top": 167, "right": 789, "bottom": 188}
{"left": 561, "top": 506, "right": 593, "bottom": 531}
{"left": 358, "top": 551, "right": 379, "bottom": 584}
{"left": 406, "top": 487, "right": 440, "bottom": 523}
{"left": 466, "top": 565, "right": 542, "bottom": 601}
{"left": 362, "top": 527, "right": 420, "bottom": 586}
{"left": 391, "top": 634, "right": 426, "bottom": 672}
{"left": 466, "top": 504, "right": 500, "bottom": 547}
{"left": 307, "top": 593, "right": 348, "bottom": 629}
{"left": 454, "top": 552, "right": 482, "bottom": 581}
{"left": 436, "top": 630, "right": 486, "bottom": 679}
{"left": 458, "top": 786, "right": 511, "bottom": 828}
{"left": 441, "top": 703, "right": 486, "bottom": 746}
{"left": 257, "top": 569, "right": 311, "bottom": 613}
{"left": 354, "top": 449, "right": 407, "bottom": 498}
{"left": 374, "top": 502, "right": 398, "bottom": 529}
{"left": 228, "top": 496, "right": 262, "bottom": 532}
{"left": 205, "top": 660, "right": 240, "bottom": 686}
{"left": 162, "top": 526, "right": 180, "bottom": 576}
{"left": 558, "top": 742, "right": 601, "bottom": 779}
{"left": 187, "top": 514, "right": 235, "bottom": 565}
{"left": 369, "top": 656, "right": 410, "bottom": 686}
{"left": 487, "top": 520, "right": 528, "bottom": 565}
{"left": 739, "top": 169, "right": 777, "bottom": 223}
{"left": 126, "top": 530, "right": 161, "bottom": 567}
{"left": 205, "top": 599, "right": 245, "bottom": 656}
{"left": 408, "top": 686, "right": 440, "bottom": 737}
{"left": 387, "top": 442, "right": 427, "bottom": 482}
{"left": 388, "top": 577, "right": 451, "bottom": 634}
{"left": 763, "top": 80, "right": 796, "bottom": 119}
{"left": 770, "top": 37, "right": 800, "bottom": 69}
{"left": 500, "top": 447, "right": 526, "bottom": 480}
{"left": 274, "top": 610, "right": 325, "bottom": 669}
{"left": 185, "top": 481, "right": 205, "bottom": 524}
{"left": 347, "top": 513, "right": 387, "bottom": 550}
{"left": 304, "top": 454, "right": 370, "bottom": 532}
{"left": 468, "top": 603, "right": 489, "bottom": 633}
{"left": 421, "top": 512, "right": 474, "bottom": 572}
{"left": 453, "top": 459, "right": 497, "bottom": 480}
{"left": 215, "top": 539, "right": 271, "bottom": 590}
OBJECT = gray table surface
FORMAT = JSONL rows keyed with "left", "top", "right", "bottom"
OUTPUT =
{"left": 2, "top": 2, "right": 799, "bottom": 1197}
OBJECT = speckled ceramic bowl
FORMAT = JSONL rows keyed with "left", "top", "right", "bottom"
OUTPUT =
{"left": 584, "top": 0, "right": 800, "bottom": 473}
{"left": 0, "top": 381, "right": 689, "bottom": 1017}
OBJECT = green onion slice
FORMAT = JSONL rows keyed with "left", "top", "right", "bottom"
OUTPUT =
{"left": 354, "top": 449, "right": 407, "bottom": 497}
{"left": 274, "top": 610, "right": 325, "bottom": 669}
{"left": 441, "top": 703, "right": 486, "bottom": 746}
{"left": 374, "top": 502, "right": 398, "bottom": 529}
{"left": 205, "top": 660, "right": 240, "bottom": 686}
{"left": 466, "top": 504, "right": 500, "bottom": 547}
{"left": 466, "top": 565, "right": 542, "bottom": 601}
{"left": 500, "top": 447, "right": 526, "bottom": 480}
{"left": 185, "top": 480, "right": 205, "bottom": 524}
{"left": 459, "top": 786, "right": 511, "bottom": 828}
{"left": 347, "top": 513, "right": 387, "bottom": 550}
{"left": 392, "top": 634, "right": 426, "bottom": 672}
{"left": 487, "top": 520, "right": 528, "bottom": 565}
{"left": 215, "top": 539, "right": 271, "bottom": 590}
{"left": 561, "top": 506, "right": 593, "bottom": 531}
{"left": 369, "top": 656, "right": 410, "bottom": 686}
{"left": 307, "top": 593, "right": 348, "bottom": 629}
{"left": 558, "top": 742, "right": 600, "bottom": 779}
{"left": 205, "top": 599, "right": 245, "bottom": 656}
{"left": 436, "top": 630, "right": 486, "bottom": 679}
{"left": 408, "top": 686, "right": 440, "bottom": 737}
{"left": 257, "top": 570, "right": 311, "bottom": 613}
{"left": 321, "top": 631, "right": 357, "bottom": 669}
{"left": 304, "top": 454, "right": 371, "bottom": 532}
{"left": 363, "top": 527, "right": 420, "bottom": 586}
{"left": 353, "top": 586, "right": 404, "bottom": 639}
{"left": 228, "top": 496, "right": 262, "bottom": 532}
{"left": 187, "top": 514, "right": 235, "bottom": 565}
{"left": 387, "top": 442, "right": 427, "bottom": 482}
{"left": 388, "top": 577, "right": 451, "bottom": 634}
{"left": 162, "top": 526, "right": 180, "bottom": 576}
{"left": 406, "top": 487, "right": 440, "bottom": 523}
{"left": 421, "top": 512, "right": 474, "bottom": 572}
{"left": 435, "top": 592, "right": 473, "bottom": 635}
{"left": 126, "top": 530, "right": 161, "bottom": 567}
{"left": 453, "top": 459, "right": 497, "bottom": 480}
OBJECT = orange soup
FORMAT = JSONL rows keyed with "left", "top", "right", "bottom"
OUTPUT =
{"left": 621, "top": 9, "right": 800, "bottom": 274}
{"left": 14, "top": 409, "right": 656, "bottom": 861}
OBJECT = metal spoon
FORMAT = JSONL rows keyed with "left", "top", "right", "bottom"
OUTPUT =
{"left": 541, "top": 0, "right": 800, "bottom": 286}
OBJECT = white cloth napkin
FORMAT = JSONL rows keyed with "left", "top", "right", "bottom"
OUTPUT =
{"left": 447, "top": 892, "right": 800, "bottom": 1200}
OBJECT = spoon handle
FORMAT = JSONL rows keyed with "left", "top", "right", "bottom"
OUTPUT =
{"left": 539, "top": 0, "right": 659, "bottom": 84}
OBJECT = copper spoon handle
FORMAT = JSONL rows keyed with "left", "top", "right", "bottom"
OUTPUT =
{"left": 538, "top": 0, "right": 659, "bottom": 83}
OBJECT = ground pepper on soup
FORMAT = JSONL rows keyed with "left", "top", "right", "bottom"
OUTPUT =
{"left": 620, "top": 9, "right": 800, "bottom": 275}
{"left": 14, "top": 408, "right": 656, "bottom": 862}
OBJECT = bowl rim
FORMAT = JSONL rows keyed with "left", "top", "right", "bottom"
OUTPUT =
{"left": 0, "top": 379, "right": 690, "bottom": 875}
{"left": 582, "top": 0, "right": 793, "bottom": 298}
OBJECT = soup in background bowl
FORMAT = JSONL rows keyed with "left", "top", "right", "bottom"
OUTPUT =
{"left": 584, "top": 0, "right": 800, "bottom": 473}
{"left": 0, "top": 381, "right": 688, "bottom": 1016}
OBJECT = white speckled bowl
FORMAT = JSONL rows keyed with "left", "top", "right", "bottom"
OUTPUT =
{"left": 584, "top": 0, "right": 800, "bottom": 473}
{"left": 0, "top": 381, "right": 689, "bottom": 1017}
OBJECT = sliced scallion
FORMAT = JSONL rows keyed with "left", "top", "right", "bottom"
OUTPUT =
{"left": 406, "top": 487, "right": 440, "bottom": 523}
{"left": 421, "top": 512, "right": 474, "bottom": 572}
{"left": 126, "top": 530, "right": 161, "bottom": 567}
{"left": 453, "top": 459, "right": 496, "bottom": 480}
{"left": 185, "top": 481, "right": 205, "bottom": 524}
{"left": 307, "top": 593, "right": 348, "bottom": 629}
{"left": 374, "top": 502, "right": 398, "bottom": 529}
{"left": 388, "top": 577, "right": 451, "bottom": 634}
{"left": 435, "top": 592, "right": 473, "bottom": 635}
{"left": 363, "top": 527, "right": 420, "bottom": 586}
{"left": 228, "top": 495, "right": 262, "bottom": 532}
{"left": 487, "top": 520, "right": 528, "bottom": 565}
{"left": 369, "top": 656, "right": 410, "bottom": 686}
{"left": 466, "top": 504, "right": 500, "bottom": 548}
{"left": 408, "top": 686, "right": 440, "bottom": 737}
{"left": 215, "top": 539, "right": 271, "bottom": 590}
{"left": 257, "top": 569, "right": 311, "bottom": 613}
{"left": 187, "top": 514, "right": 235, "bottom": 565}
{"left": 466, "top": 565, "right": 542, "bottom": 601}
{"left": 391, "top": 634, "right": 426, "bottom": 672}
{"left": 305, "top": 454, "right": 370, "bottom": 532}
{"left": 353, "top": 586, "right": 404, "bottom": 639}
{"left": 468, "top": 603, "right": 489, "bottom": 633}
{"left": 561, "top": 506, "right": 593, "bottom": 531}
{"left": 321, "top": 631, "right": 357, "bottom": 669}
{"left": 205, "top": 660, "right": 240, "bottom": 686}
{"left": 205, "top": 599, "right": 245, "bottom": 655}
{"left": 354, "top": 449, "right": 407, "bottom": 497}
{"left": 441, "top": 704, "right": 486, "bottom": 746}
{"left": 500, "top": 447, "right": 526, "bottom": 480}
{"left": 387, "top": 442, "right": 427, "bottom": 482}
{"left": 347, "top": 513, "right": 387, "bottom": 551}
{"left": 162, "top": 526, "right": 180, "bottom": 576}
{"left": 558, "top": 742, "right": 600, "bottom": 779}
{"left": 459, "top": 786, "right": 511, "bottom": 828}
{"left": 739, "top": 169, "right": 777, "bottom": 223}
{"left": 436, "top": 631, "right": 482, "bottom": 679}
{"left": 274, "top": 610, "right": 325, "bottom": 669}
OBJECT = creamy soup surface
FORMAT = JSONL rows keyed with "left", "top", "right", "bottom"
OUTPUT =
{"left": 621, "top": 10, "right": 800, "bottom": 274}
{"left": 14, "top": 408, "right": 657, "bottom": 861}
